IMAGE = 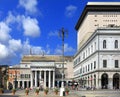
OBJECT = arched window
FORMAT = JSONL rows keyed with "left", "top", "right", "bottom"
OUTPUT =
{"left": 115, "top": 40, "right": 118, "bottom": 48}
{"left": 103, "top": 40, "right": 106, "bottom": 48}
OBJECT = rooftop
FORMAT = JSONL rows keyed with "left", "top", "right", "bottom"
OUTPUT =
{"left": 87, "top": 2, "right": 120, "bottom": 5}
{"left": 21, "top": 55, "right": 73, "bottom": 62}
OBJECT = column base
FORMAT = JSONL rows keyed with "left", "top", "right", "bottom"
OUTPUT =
{"left": 60, "top": 87, "right": 65, "bottom": 96}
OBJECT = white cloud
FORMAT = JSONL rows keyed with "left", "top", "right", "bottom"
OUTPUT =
{"left": 22, "top": 17, "right": 40, "bottom": 37}
{"left": 22, "top": 39, "right": 31, "bottom": 55}
{"left": 55, "top": 48, "right": 62, "bottom": 55}
{"left": 19, "top": 0, "right": 38, "bottom": 14}
{"left": 0, "top": 11, "right": 42, "bottom": 64}
{"left": 65, "top": 5, "right": 77, "bottom": 17}
{"left": 9, "top": 39, "right": 22, "bottom": 52}
{"left": 0, "top": 43, "right": 17, "bottom": 64}
{"left": 64, "top": 43, "right": 75, "bottom": 53}
{"left": 22, "top": 39, "right": 50, "bottom": 55}
{"left": 5, "top": 12, "right": 41, "bottom": 37}
{"left": 54, "top": 43, "right": 75, "bottom": 55}
{"left": 0, "top": 43, "right": 9, "bottom": 59}
{"left": 46, "top": 44, "right": 50, "bottom": 54}
{"left": 48, "top": 30, "right": 58, "bottom": 37}
{"left": 6, "top": 12, "right": 16, "bottom": 25}
{"left": 0, "top": 22, "right": 11, "bottom": 43}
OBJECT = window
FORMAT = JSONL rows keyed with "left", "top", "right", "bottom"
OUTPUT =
{"left": 115, "top": 40, "right": 118, "bottom": 48}
{"left": 94, "top": 61, "right": 96, "bottom": 69}
{"left": 83, "top": 67, "right": 84, "bottom": 73}
{"left": 83, "top": 52, "right": 85, "bottom": 59}
{"left": 21, "top": 74, "right": 24, "bottom": 78}
{"left": 115, "top": 60, "right": 119, "bottom": 68}
{"left": 103, "top": 40, "right": 106, "bottom": 48}
{"left": 91, "top": 45, "right": 93, "bottom": 53}
{"left": 80, "top": 68, "right": 82, "bottom": 74}
{"left": 91, "top": 63, "right": 93, "bottom": 70}
{"left": 78, "top": 56, "right": 80, "bottom": 62}
{"left": 29, "top": 74, "right": 30, "bottom": 78}
{"left": 88, "top": 65, "right": 89, "bottom": 71}
{"left": 103, "top": 60, "right": 107, "bottom": 68}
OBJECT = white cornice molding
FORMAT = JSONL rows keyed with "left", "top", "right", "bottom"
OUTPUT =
{"left": 87, "top": 2, "right": 120, "bottom": 5}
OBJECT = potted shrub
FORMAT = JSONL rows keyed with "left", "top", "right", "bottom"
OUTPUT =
{"left": 65, "top": 88, "right": 69, "bottom": 95}
{"left": 54, "top": 87, "right": 59, "bottom": 95}
{"left": 44, "top": 87, "right": 49, "bottom": 95}
{"left": 35, "top": 89, "right": 39, "bottom": 95}
{"left": 12, "top": 89, "right": 16, "bottom": 95}
{"left": 25, "top": 88, "right": 29, "bottom": 95}
{"left": 0, "top": 88, "right": 3, "bottom": 94}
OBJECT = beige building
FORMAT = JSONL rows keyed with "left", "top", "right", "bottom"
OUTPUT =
{"left": 74, "top": 2, "right": 120, "bottom": 89}
{"left": 8, "top": 55, "right": 73, "bottom": 89}
{"left": 76, "top": 2, "right": 120, "bottom": 50}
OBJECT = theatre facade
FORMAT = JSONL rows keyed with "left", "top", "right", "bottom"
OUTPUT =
{"left": 8, "top": 55, "right": 73, "bottom": 89}
{"left": 74, "top": 2, "right": 120, "bottom": 89}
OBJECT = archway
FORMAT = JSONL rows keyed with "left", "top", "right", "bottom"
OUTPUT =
{"left": 101, "top": 73, "right": 108, "bottom": 89}
{"left": 8, "top": 82, "right": 13, "bottom": 90}
{"left": 113, "top": 73, "right": 119, "bottom": 89}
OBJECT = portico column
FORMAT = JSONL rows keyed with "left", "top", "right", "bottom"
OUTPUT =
{"left": 18, "top": 81, "right": 20, "bottom": 88}
{"left": 49, "top": 71, "right": 51, "bottom": 88}
{"left": 44, "top": 71, "right": 46, "bottom": 88}
{"left": 96, "top": 75, "right": 99, "bottom": 89}
{"left": 31, "top": 71, "right": 33, "bottom": 88}
{"left": 109, "top": 78, "right": 112, "bottom": 89}
{"left": 35, "top": 71, "right": 37, "bottom": 87}
{"left": 27, "top": 81, "right": 29, "bottom": 88}
{"left": 22, "top": 81, "right": 24, "bottom": 89}
{"left": 53, "top": 71, "right": 55, "bottom": 88}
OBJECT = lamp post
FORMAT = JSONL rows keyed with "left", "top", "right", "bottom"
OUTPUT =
{"left": 59, "top": 27, "right": 68, "bottom": 96}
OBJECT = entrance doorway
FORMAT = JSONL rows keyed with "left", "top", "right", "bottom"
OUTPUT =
{"left": 101, "top": 73, "right": 108, "bottom": 89}
{"left": 113, "top": 73, "right": 119, "bottom": 89}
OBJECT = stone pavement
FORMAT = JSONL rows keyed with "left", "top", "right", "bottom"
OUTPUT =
{"left": 76, "top": 89, "right": 120, "bottom": 97}
{"left": 0, "top": 89, "right": 80, "bottom": 97}
{"left": 0, "top": 89, "right": 120, "bottom": 97}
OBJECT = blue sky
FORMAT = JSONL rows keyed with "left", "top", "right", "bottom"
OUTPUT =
{"left": 0, "top": 0, "right": 119, "bottom": 65}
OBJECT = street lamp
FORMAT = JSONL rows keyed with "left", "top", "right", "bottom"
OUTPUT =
{"left": 59, "top": 27, "right": 68, "bottom": 96}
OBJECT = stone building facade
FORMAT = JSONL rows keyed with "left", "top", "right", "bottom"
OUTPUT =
{"left": 8, "top": 55, "right": 73, "bottom": 89}
{"left": 74, "top": 2, "right": 120, "bottom": 89}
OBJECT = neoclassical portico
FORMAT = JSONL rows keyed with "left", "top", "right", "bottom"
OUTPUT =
{"left": 30, "top": 63, "right": 55, "bottom": 88}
